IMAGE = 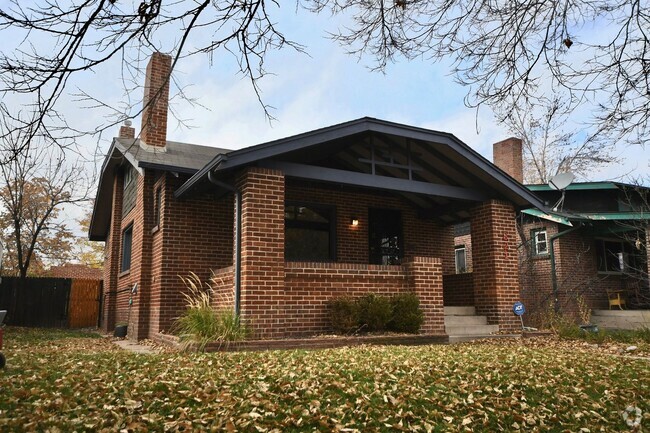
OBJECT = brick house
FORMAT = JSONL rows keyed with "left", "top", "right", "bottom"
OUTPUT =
{"left": 90, "top": 53, "right": 548, "bottom": 341}
{"left": 453, "top": 138, "right": 650, "bottom": 324}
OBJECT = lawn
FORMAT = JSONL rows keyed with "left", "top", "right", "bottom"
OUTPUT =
{"left": 0, "top": 328, "right": 648, "bottom": 432}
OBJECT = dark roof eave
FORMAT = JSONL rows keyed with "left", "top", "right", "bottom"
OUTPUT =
{"left": 176, "top": 117, "right": 544, "bottom": 209}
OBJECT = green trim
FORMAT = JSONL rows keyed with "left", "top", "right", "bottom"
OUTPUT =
{"left": 578, "top": 212, "right": 650, "bottom": 221}
{"left": 526, "top": 182, "right": 619, "bottom": 191}
{"left": 521, "top": 208, "right": 573, "bottom": 226}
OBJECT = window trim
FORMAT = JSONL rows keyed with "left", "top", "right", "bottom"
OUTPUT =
{"left": 285, "top": 201, "right": 337, "bottom": 262}
{"left": 454, "top": 245, "right": 467, "bottom": 274}
{"left": 531, "top": 228, "right": 549, "bottom": 256}
{"left": 120, "top": 224, "right": 134, "bottom": 273}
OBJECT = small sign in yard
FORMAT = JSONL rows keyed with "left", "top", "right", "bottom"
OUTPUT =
{"left": 512, "top": 302, "right": 537, "bottom": 331}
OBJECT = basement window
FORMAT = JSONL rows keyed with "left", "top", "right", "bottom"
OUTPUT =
{"left": 531, "top": 229, "right": 548, "bottom": 256}
{"left": 121, "top": 224, "right": 133, "bottom": 272}
{"left": 285, "top": 203, "right": 336, "bottom": 262}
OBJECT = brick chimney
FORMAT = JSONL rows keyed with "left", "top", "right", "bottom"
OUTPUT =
{"left": 493, "top": 137, "right": 523, "bottom": 183}
{"left": 140, "top": 52, "right": 172, "bottom": 149}
{"left": 119, "top": 119, "right": 135, "bottom": 139}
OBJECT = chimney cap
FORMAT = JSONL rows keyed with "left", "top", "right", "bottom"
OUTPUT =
{"left": 124, "top": 119, "right": 132, "bottom": 127}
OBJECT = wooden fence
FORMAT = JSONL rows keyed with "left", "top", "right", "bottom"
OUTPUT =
{"left": 0, "top": 276, "right": 102, "bottom": 328}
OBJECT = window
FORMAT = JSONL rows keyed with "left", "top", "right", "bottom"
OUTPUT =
{"left": 369, "top": 209, "right": 403, "bottom": 265}
{"left": 123, "top": 165, "right": 135, "bottom": 190}
{"left": 153, "top": 186, "right": 162, "bottom": 228}
{"left": 285, "top": 204, "right": 335, "bottom": 261}
{"left": 531, "top": 229, "right": 548, "bottom": 256}
{"left": 455, "top": 246, "right": 467, "bottom": 273}
{"left": 121, "top": 224, "right": 133, "bottom": 272}
{"left": 595, "top": 239, "right": 643, "bottom": 274}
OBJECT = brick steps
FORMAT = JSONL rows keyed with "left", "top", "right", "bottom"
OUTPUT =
{"left": 591, "top": 310, "right": 650, "bottom": 330}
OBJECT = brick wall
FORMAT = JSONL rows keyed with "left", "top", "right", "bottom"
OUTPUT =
{"left": 101, "top": 174, "right": 124, "bottom": 332}
{"left": 286, "top": 181, "right": 455, "bottom": 274}
{"left": 140, "top": 53, "right": 171, "bottom": 148}
{"left": 152, "top": 172, "right": 234, "bottom": 335}
{"left": 443, "top": 273, "right": 474, "bottom": 306}
{"left": 210, "top": 266, "right": 235, "bottom": 310}
{"left": 470, "top": 200, "right": 520, "bottom": 332}
{"left": 284, "top": 262, "right": 409, "bottom": 336}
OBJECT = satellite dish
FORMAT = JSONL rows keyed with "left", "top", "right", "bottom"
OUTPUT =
{"left": 548, "top": 172, "right": 575, "bottom": 211}
{"left": 548, "top": 172, "right": 575, "bottom": 191}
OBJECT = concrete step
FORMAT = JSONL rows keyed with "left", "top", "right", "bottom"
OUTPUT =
{"left": 591, "top": 315, "right": 650, "bottom": 330}
{"left": 444, "top": 306, "right": 476, "bottom": 316}
{"left": 445, "top": 324, "right": 499, "bottom": 335}
{"left": 444, "top": 315, "right": 488, "bottom": 326}
{"left": 592, "top": 309, "right": 650, "bottom": 319}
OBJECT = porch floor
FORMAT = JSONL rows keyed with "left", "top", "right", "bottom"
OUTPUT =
{"left": 591, "top": 309, "right": 650, "bottom": 330}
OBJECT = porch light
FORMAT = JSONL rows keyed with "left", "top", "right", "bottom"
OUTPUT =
{"left": 351, "top": 217, "right": 359, "bottom": 227}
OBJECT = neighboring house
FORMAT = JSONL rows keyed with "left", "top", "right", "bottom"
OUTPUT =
{"left": 90, "top": 53, "right": 547, "bottom": 341}
{"left": 455, "top": 139, "right": 650, "bottom": 323}
{"left": 47, "top": 263, "right": 103, "bottom": 280}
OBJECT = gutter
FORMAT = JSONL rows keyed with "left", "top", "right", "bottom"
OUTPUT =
{"left": 549, "top": 223, "right": 584, "bottom": 312}
{"left": 207, "top": 171, "right": 241, "bottom": 317}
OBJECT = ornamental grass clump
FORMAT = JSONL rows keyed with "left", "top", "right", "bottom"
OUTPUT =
{"left": 173, "top": 272, "right": 248, "bottom": 351}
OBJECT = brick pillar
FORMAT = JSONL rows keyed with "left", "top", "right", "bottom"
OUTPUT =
{"left": 470, "top": 200, "right": 520, "bottom": 332}
{"left": 128, "top": 170, "right": 155, "bottom": 340}
{"left": 407, "top": 257, "right": 446, "bottom": 335}
{"left": 237, "top": 167, "right": 286, "bottom": 339}
{"left": 435, "top": 224, "right": 456, "bottom": 275}
{"left": 102, "top": 174, "right": 124, "bottom": 332}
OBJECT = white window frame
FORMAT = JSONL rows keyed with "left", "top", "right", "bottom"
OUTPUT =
{"left": 455, "top": 245, "right": 467, "bottom": 274}
{"left": 532, "top": 229, "right": 548, "bottom": 256}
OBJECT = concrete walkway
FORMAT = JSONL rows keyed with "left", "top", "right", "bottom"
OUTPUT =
{"left": 113, "top": 339, "right": 157, "bottom": 354}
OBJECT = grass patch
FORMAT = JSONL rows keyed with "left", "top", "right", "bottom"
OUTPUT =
{"left": 3, "top": 327, "right": 101, "bottom": 346}
{"left": 556, "top": 321, "right": 650, "bottom": 345}
{"left": 0, "top": 328, "right": 648, "bottom": 432}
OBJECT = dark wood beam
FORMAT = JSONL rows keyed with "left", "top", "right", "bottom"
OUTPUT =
{"left": 260, "top": 161, "right": 488, "bottom": 201}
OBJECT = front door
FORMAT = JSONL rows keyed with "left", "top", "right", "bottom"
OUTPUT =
{"left": 369, "top": 208, "right": 403, "bottom": 265}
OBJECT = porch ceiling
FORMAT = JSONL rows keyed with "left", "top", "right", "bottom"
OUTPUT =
{"left": 176, "top": 117, "right": 546, "bottom": 222}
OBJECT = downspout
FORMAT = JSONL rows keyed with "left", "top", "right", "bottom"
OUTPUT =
{"left": 549, "top": 223, "right": 583, "bottom": 313}
{"left": 208, "top": 171, "right": 242, "bottom": 317}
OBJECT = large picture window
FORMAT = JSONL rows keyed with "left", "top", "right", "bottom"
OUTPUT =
{"left": 595, "top": 239, "right": 643, "bottom": 274}
{"left": 285, "top": 204, "right": 335, "bottom": 262}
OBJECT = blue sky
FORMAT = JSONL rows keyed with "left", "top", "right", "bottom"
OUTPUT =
{"left": 2, "top": 2, "right": 649, "bottom": 236}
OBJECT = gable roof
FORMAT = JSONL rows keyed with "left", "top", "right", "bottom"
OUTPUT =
{"left": 89, "top": 138, "right": 230, "bottom": 241}
{"left": 175, "top": 117, "right": 545, "bottom": 212}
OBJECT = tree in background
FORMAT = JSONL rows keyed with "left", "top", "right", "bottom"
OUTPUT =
{"left": 75, "top": 206, "right": 105, "bottom": 269}
{"left": 498, "top": 96, "right": 619, "bottom": 184}
{"left": 0, "top": 0, "right": 647, "bottom": 150}
{"left": 0, "top": 124, "right": 91, "bottom": 278}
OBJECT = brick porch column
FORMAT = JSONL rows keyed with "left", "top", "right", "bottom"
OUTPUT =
{"left": 470, "top": 200, "right": 520, "bottom": 332}
{"left": 407, "top": 257, "right": 446, "bottom": 335}
{"left": 236, "top": 167, "right": 286, "bottom": 339}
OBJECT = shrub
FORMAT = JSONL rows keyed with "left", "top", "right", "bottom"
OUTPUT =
{"left": 389, "top": 293, "right": 424, "bottom": 333}
{"left": 173, "top": 273, "right": 249, "bottom": 351}
{"left": 328, "top": 297, "right": 360, "bottom": 334}
{"left": 358, "top": 293, "right": 392, "bottom": 332}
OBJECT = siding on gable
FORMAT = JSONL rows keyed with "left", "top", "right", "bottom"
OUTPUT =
{"left": 122, "top": 166, "right": 138, "bottom": 218}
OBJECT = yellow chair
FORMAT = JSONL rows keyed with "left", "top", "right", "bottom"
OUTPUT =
{"left": 607, "top": 290, "right": 626, "bottom": 310}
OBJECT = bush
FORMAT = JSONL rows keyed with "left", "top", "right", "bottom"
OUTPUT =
{"left": 358, "top": 293, "right": 392, "bottom": 332}
{"left": 389, "top": 293, "right": 424, "bottom": 333}
{"left": 328, "top": 297, "right": 360, "bottom": 334}
{"left": 173, "top": 273, "right": 249, "bottom": 351}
